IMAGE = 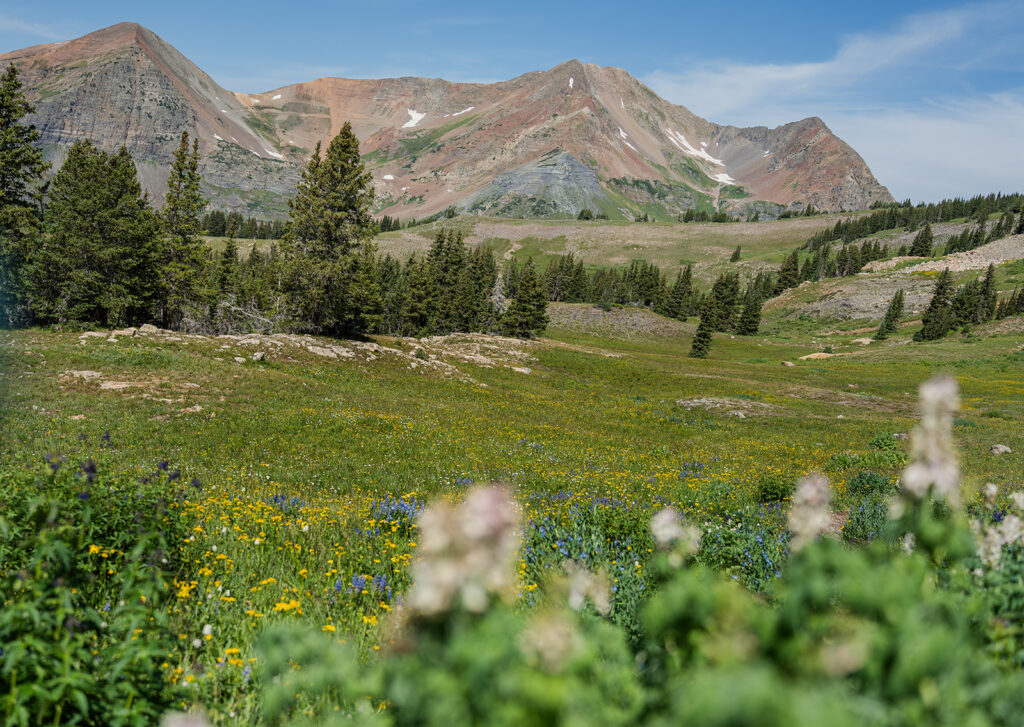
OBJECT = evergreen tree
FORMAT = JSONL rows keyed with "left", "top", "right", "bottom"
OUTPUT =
{"left": 909, "top": 223, "right": 934, "bottom": 257}
{"left": 1016, "top": 211, "right": 1024, "bottom": 235}
{"left": 664, "top": 266, "right": 693, "bottom": 320}
{"left": 688, "top": 301, "right": 714, "bottom": 358}
{"left": 874, "top": 289, "right": 904, "bottom": 340}
{"left": 974, "top": 264, "right": 998, "bottom": 324}
{"left": 0, "top": 63, "right": 49, "bottom": 326}
{"left": 735, "top": 295, "right": 762, "bottom": 336}
{"left": 27, "top": 142, "right": 161, "bottom": 326}
{"left": 914, "top": 269, "right": 955, "bottom": 341}
{"left": 773, "top": 251, "right": 800, "bottom": 295}
{"left": 280, "top": 122, "right": 377, "bottom": 335}
{"left": 730, "top": 245, "right": 742, "bottom": 262}
{"left": 159, "top": 131, "right": 208, "bottom": 329}
{"left": 216, "top": 238, "right": 238, "bottom": 295}
{"left": 501, "top": 259, "right": 548, "bottom": 338}
{"left": 347, "top": 242, "right": 383, "bottom": 334}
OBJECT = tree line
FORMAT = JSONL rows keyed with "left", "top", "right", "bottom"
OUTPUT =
{"left": 0, "top": 65, "right": 547, "bottom": 338}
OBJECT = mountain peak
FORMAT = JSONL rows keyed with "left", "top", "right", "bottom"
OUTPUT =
{"left": 2, "top": 23, "right": 893, "bottom": 218}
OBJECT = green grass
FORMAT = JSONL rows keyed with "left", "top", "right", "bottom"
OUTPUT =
{"left": 3, "top": 308, "right": 1023, "bottom": 723}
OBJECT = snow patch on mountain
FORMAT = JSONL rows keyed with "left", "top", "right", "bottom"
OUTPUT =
{"left": 403, "top": 109, "right": 426, "bottom": 128}
{"left": 663, "top": 128, "right": 724, "bottom": 166}
{"left": 452, "top": 106, "right": 475, "bottom": 116}
{"left": 569, "top": 77, "right": 574, "bottom": 90}
{"left": 272, "top": 94, "right": 282, "bottom": 100}
{"left": 383, "top": 174, "right": 394, "bottom": 180}
{"left": 713, "top": 172, "right": 735, "bottom": 184}
{"left": 619, "top": 128, "right": 629, "bottom": 140}
{"left": 263, "top": 148, "right": 284, "bottom": 159}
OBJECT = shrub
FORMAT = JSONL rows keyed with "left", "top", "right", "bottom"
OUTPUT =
{"left": 841, "top": 495, "right": 890, "bottom": 544}
{"left": 0, "top": 462, "right": 186, "bottom": 725}
{"left": 755, "top": 473, "right": 794, "bottom": 503}
{"left": 846, "top": 470, "right": 893, "bottom": 498}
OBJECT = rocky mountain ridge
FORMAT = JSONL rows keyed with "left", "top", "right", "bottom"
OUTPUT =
{"left": 1, "top": 22, "right": 893, "bottom": 219}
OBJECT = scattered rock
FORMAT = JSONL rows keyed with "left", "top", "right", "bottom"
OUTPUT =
{"left": 894, "top": 433, "right": 910, "bottom": 441}
{"left": 66, "top": 370, "right": 103, "bottom": 380}
{"left": 112, "top": 327, "right": 138, "bottom": 337}
{"left": 782, "top": 361, "right": 795, "bottom": 367}
{"left": 728, "top": 411, "right": 746, "bottom": 419}
{"left": 847, "top": 384, "right": 858, "bottom": 389}
{"left": 837, "top": 415, "right": 845, "bottom": 419}
{"left": 70, "top": 414, "right": 87, "bottom": 420}
{"left": 99, "top": 381, "right": 132, "bottom": 390}
{"left": 79, "top": 331, "right": 107, "bottom": 339}
{"left": 233, "top": 357, "right": 246, "bottom": 364}
{"left": 252, "top": 351, "right": 266, "bottom": 362}
{"left": 139, "top": 323, "right": 159, "bottom": 334}
{"left": 306, "top": 345, "right": 338, "bottom": 358}
{"left": 852, "top": 338, "right": 873, "bottom": 345}
{"left": 510, "top": 366, "right": 532, "bottom": 375}
{"left": 990, "top": 444, "right": 1013, "bottom": 456}
{"left": 180, "top": 405, "right": 203, "bottom": 414}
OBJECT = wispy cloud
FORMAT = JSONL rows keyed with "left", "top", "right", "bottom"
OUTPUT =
{"left": 642, "top": 2, "right": 1024, "bottom": 200}
{"left": 0, "top": 14, "right": 66, "bottom": 41}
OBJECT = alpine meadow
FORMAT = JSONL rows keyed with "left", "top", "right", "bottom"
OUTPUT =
{"left": 4, "top": 9, "right": 1024, "bottom": 727}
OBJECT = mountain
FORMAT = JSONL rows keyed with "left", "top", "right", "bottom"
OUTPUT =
{"left": 0, "top": 23, "right": 893, "bottom": 220}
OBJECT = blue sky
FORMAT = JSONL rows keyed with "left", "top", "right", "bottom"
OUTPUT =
{"left": 2, "top": 1, "right": 1023, "bottom": 201}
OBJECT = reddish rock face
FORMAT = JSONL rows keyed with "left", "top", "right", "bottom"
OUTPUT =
{"left": 2, "top": 23, "right": 892, "bottom": 218}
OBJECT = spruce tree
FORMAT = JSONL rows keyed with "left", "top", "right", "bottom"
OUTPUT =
{"left": 773, "top": 251, "right": 800, "bottom": 295}
{"left": 216, "top": 238, "right": 238, "bottom": 294}
{"left": 909, "top": 223, "right": 934, "bottom": 257}
{"left": 914, "top": 269, "right": 955, "bottom": 341}
{"left": 160, "top": 131, "right": 208, "bottom": 329}
{"left": 0, "top": 63, "right": 49, "bottom": 326}
{"left": 730, "top": 245, "right": 742, "bottom": 262}
{"left": 974, "top": 264, "right": 998, "bottom": 324}
{"left": 27, "top": 142, "right": 161, "bottom": 326}
{"left": 1016, "top": 211, "right": 1024, "bottom": 235}
{"left": 874, "top": 288, "right": 904, "bottom": 340}
{"left": 688, "top": 301, "right": 714, "bottom": 358}
{"left": 735, "top": 295, "right": 763, "bottom": 336}
{"left": 501, "top": 259, "right": 548, "bottom": 338}
{"left": 280, "top": 122, "right": 377, "bottom": 335}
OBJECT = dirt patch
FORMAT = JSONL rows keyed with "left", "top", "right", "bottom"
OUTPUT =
{"left": 909, "top": 235, "right": 1024, "bottom": 273}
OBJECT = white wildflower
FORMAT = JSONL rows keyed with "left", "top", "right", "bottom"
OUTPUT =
{"left": 563, "top": 560, "right": 610, "bottom": 616}
{"left": 1011, "top": 492, "right": 1024, "bottom": 514}
{"left": 902, "top": 375, "right": 960, "bottom": 504}
{"left": 201, "top": 623, "right": 212, "bottom": 637}
{"left": 984, "top": 483, "right": 999, "bottom": 507}
{"left": 407, "top": 485, "right": 520, "bottom": 616}
{"left": 788, "top": 474, "right": 831, "bottom": 551}
{"left": 902, "top": 532, "right": 916, "bottom": 555}
{"left": 651, "top": 507, "right": 685, "bottom": 547}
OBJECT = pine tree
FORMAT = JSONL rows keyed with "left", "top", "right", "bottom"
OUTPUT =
{"left": 874, "top": 289, "right": 904, "bottom": 340}
{"left": 0, "top": 63, "right": 49, "bottom": 326}
{"left": 735, "top": 295, "right": 762, "bottom": 336}
{"left": 664, "top": 266, "right": 692, "bottom": 320}
{"left": 216, "top": 238, "right": 238, "bottom": 294}
{"left": 974, "top": 264, "right": 997, "bottom": 324}
{"left": 27, "top": 142, "right": 161, "bottom": 326}
{"left": 159, "top": 131, "right": 208, "bottom": 329}
{"left": 280, "top": 122, "right": 377, "bottom": 335}
{"left": 1016, "top": 211, "right": 1024, "bottom": 235}
{"left": 501, "top": 259, "right": 548, "bottom": 338}
{"left": 909, "top": 223, "right": 934, "bottom": 257}
{"left": 914, "top": 269, "right": 955, "bottom": 342}
{"left": 773, "top": 251, "right": 800, "bottom": 295}
{"left": 730, "top": 245, "right": 742, "bottom": 262}
{"left": 348, "top": 242, "right": 383, "bottom": 334}
{"left": 688, "top": 301, "right": 714, "bottom": 358}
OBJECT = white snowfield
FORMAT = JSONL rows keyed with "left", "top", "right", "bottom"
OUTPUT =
{"left": 619, "top": 128, "right": 629, "bottom": 140}
{"left": 272, "top": 94, "right": 282, "bottom": 100}
{"left": 569, "top": 77, "right": 574, "bottom": 90}
{"left": 663, "top": 127, "right": 724, "bottom": 166}
{"left": 403, "top": 109, "right": 426, "bottom": 128}
{"left": 452, "top": 106, "right": 475, "bottom": 116}
{"left": 382, "top": 174, "right": 395, "bottom": 180}
{"left": 263, "top": 148, "right": 284, "bottom": 159}
{"left": 213, "top": 134, "right": 223, "bottom": 141}
{"left": 624, "top": 141, "right": 638, "bottom": 152}
{"left": 712, "top": 172, "right": 736, "bottom": 184}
